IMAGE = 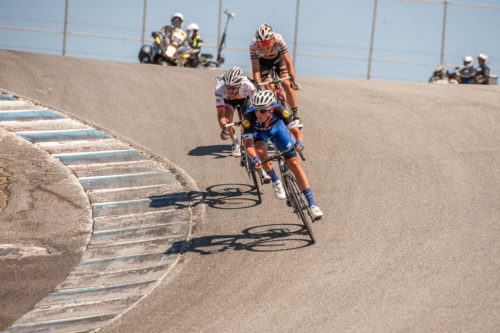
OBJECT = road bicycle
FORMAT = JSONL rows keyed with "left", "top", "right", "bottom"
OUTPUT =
{"left": 261, "top": 145, "right": 316, "bottom": 243}
{"left": 257, "top": 71, "right": 303, "bottom": 129}
{"left": 257, "top": 73, "right": 292, "bottom": 113}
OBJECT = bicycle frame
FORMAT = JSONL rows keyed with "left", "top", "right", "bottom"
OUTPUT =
{"left": 258, "top": 73, "right": 291, "bottom": 108}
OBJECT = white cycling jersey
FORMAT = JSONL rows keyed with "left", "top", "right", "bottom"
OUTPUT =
{"left": 215, "top": 75, "right": 256, "bottom": 109}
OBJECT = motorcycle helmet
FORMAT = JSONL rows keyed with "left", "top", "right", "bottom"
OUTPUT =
{"left": 187, "top": 23, "right": 199, "bottom": 31}
{"left": 255, "top": 23, "right": 274, "bottom": 42}
{"left": 252, "top": 90, "right": 275, "bottom": 110}
{"left": 138, "top": 44, "right": 152, "bottom": 63}
{"left": 478, "top": 53, "right": 488, "bottom": 63}
{"left": 463, "top": 55, "right": 473, "bottom": 67}
{"left": 171, "top": 12, "right": 184, "bottom": 28}
{"left": 223, "top": 67, "right": 244, "bottom": 87}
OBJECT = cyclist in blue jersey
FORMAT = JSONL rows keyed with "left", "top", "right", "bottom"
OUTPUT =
{"left": 242, "top": 90, "right": 323, "bottom": 220}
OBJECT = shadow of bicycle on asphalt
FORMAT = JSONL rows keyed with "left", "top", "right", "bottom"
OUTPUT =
{"left": 166, "top": 223, "right": 313, "bottom": 254}
{"left": 149, "top": 183, "right": 261, "bottom": 210}
{"left": 188, "top": 144, "right": 233, "bottom": 159}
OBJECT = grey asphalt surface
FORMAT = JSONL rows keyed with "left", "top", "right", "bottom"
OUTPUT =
{"left": 0, "top": 127, "right": 92, "bottom": 329}
{"left": 1, "top": 49, "right": 499, "bottom": 332}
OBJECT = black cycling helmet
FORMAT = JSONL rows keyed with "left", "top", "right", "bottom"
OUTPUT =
{"left": 223, "top": 67, "right": 244, "bottom": 87}
{"left": 252, "top": 90, "right": 275, "bottom": 110}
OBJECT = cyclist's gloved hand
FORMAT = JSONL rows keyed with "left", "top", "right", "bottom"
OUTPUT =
{"left": 252, "top": 156, "right": 262, "bottom": 169}
{"left": 290, "top": 75, "right": 301, "bottom": 90}
{"left": 220, "top": 129, "right": 230, "bottom": 140}
{"left": 294, "top": 139, "right": 304, "bottom": 151}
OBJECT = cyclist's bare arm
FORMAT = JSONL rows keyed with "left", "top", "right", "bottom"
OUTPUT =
{"left": 243, "top": 138, "right": 262, "bottom": 169}
{"left": 282, "top": 52, "right": 300, "bottom": 90}
{"left": 251, "top": 58, "right": 262, "bottom": 84}
{"left": 290, "top": 126, "right": 304, "bottom": 151}
{"left": 217, "top": 107, "right": 233, "bottom": 139}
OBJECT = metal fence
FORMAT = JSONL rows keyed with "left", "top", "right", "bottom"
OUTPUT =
{"left": 0, "top": 0, "right": 498, "bottom": 81}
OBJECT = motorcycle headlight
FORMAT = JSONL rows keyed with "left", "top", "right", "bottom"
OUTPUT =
{"left": 166, "top": 45, "right": 177, "bottom": 58}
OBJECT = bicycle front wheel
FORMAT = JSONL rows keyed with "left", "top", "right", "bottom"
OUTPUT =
{"left": 242, "top": 148, "right": 262, "bottom": 204}
{"left": 283, "top": 174, "right": 315, "bottom": 243}
{"left": 250, "top": 167, "right": 262, "bottom": 204}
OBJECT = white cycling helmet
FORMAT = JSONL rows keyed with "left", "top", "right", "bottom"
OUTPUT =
{"left": 252, "top": 90, "right": 275, "bottom": 110}
{"left": 187, "top": 22, "right": 199, "bottom": 31}
{"left": 223, "top": 67, "right": 244, "bottom": 87}
{"left": 256, "top": 23, "right": 274, "bottom": 42}
{"left": 478, "top": 53, "right": 488, "bottom": 62}
{"left": 463, "top": 55, "right": 473, "bottom": 66}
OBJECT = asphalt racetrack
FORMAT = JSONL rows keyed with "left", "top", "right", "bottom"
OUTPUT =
{"left": 1, "top": 50, "right": 499, "bottom": 332}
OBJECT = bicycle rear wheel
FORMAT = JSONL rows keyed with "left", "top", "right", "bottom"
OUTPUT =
{"left": 283, "top": 174, "right": 315, "bottom": 243}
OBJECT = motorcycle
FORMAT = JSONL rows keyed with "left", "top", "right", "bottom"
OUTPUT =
{"left": 182, "top": 48, "right": 222, "bottom": 69}
{"left": 428, "top": 66, "right": 459, "bottom": 84}
{"left": 138, "top": 28, "right": 193, "bottom": 66}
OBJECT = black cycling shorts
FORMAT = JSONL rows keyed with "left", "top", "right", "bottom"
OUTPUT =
{"left": 259, "top": 55, "right": 288, "bottom": 81}
{"left": 223, "top": 96, "right": 251, "bottom": 120}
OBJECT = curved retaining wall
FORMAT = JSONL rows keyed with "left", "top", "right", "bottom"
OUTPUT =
{"left": 0, "top": 92, "right": 197, "bottom": 333}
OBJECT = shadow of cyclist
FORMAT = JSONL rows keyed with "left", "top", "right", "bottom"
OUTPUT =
{"left": 149, "top": 183, "right": 260, "bottom": 210}
{"left": 188, "top": 144, "right": 233, "bottom": 159}
{"left": 165, "top": 223, "right": 313, "bottom": 255}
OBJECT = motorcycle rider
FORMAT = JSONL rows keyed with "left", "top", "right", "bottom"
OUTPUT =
{"left": 187, "top": 23, "right": 203, "bottom": 50}
{"left": 249, "top": 24, "right": 303, "bottom": 128}
{"left": 184, "top": 22, "right": 204, "bottom": 68}
{"left": 242, "top": 90, "right": 323, "bottom": 220}
{"left": 160, "top": 12, "right": 184, "bottom": 34}
{"left": 458, "top": 55, "right": 476, "bottom": 84}
{"left": 474, "top": 53, "right": 490, "bottom": 85}
{"left": 138, "top": 12, "right": 186, "bottom": 63}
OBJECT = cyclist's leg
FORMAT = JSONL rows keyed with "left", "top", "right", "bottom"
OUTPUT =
{"left": 259, "top": 59, "right": 275, "bottom": 90}
{"left": 275, "top": 57, "right": 297, "bottom": 109}
{"left": 253, "top": 132, "right": 270, "bottom": 169}
{"left": 270, "top": 122, "right": 308, "bottom": 189}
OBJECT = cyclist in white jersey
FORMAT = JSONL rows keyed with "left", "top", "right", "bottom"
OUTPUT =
{"left": 249, "top": 23, "right": 303, "bottom": 128}
{"left": 215, "top": 67, "right": 256, "bottom": 157}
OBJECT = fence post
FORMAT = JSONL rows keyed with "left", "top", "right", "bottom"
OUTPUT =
{"left": 217, "top": 0, "right": 223, "bottom": 56}
{"left": 62, "top": 0, "right": 69, "bottom": 56}
{"left": 440, "top": 0, "right": 448, "bottom": 65}
{"left": 292, "top": 0, "right": 300, "bottom": 67}
{"left": 141, "top": 0, "right": 148, "bottom": 46}
{"left": 367, "top": 0, "right": 378, "bottom": 80}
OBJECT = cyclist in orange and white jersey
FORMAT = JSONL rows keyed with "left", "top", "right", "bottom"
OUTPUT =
{"left": 249, "top": 23, "right": 303, "bottom": 128}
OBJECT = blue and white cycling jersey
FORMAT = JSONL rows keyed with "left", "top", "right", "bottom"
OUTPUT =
{"left": 242, "top": 103, "right": 297, "bottom": 154}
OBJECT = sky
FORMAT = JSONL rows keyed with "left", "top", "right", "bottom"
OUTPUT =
{"left": 0, "top": 0, "right": 499, "bottom": 83}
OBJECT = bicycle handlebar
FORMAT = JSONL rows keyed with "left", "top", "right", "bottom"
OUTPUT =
{"left": 261, "top": 145, "right": 305, "bottom": 164}
{"left": 222, "top": 121, "right": 243, "bottom": 131}
{"left": 258, "top": 76, "right": 292, "bottom": 87}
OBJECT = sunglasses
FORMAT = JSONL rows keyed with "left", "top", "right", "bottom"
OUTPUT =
{"left": 256, "top": 108, "right": 271, "bottom": 114}
{"left": 226, "top": 85, "right": 239, "bottom": 91}
{"left": 257, "top": 39, "right": 273, "bottom": 46}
